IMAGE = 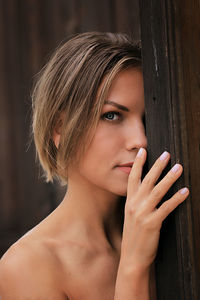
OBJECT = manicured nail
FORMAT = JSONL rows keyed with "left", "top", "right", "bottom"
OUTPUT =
{"left": 137, "top": 148, "right": 144, "bottom": 157}
{"left": 171, "top": 164, "right": 181, "bottom": 173}
{"left": 160, "top": 151, "right": 169, "bottom": 161}
{"left": 180, "top": 187, "right": 189, "bottom": 195}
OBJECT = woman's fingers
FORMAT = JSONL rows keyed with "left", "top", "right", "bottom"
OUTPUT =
{"left": 127, "top": 148, "right": 147, "bottom": 196}
{"left": 153, "top": 187, "right": 189, "bottom": 224}
{"left": 122, "top": 148, "right": 190, "bottom": 272}
{"left": 127, "top": 148, "right": 188, "bottom": 216}
{"left": 148, "top": 163, "right": 183, "bottom": 209}
{"left": 141, "top": 151, "right": 171, "bottom": 192}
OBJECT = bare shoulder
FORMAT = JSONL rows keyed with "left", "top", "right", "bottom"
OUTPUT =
{"left": 0, "top": 237, "right": 69, "bottom": 300}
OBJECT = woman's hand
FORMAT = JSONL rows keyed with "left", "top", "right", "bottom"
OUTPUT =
{"left": 119, "top": 147, "right": 189, "bottom": 273}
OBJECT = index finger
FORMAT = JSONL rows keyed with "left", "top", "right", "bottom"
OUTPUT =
{"left": 127, "top": 147, "right": 147, "bottom": 195}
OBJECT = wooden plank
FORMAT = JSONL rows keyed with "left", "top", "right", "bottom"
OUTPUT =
{"left": 0, "top": 0, "right": 65, "bottom": 256}
{"left": 115, "top": 0, "right": 140, "bottom": 39}
{"left": 0, "top": 0, "right": 22, "bottom": 231}
{"left": 139, "top": 0, "right": 200, "bottom": 299}
{"left": 78, "top": 0, "right": 114, "bottom": 32}
{"left": 171, "top": 0, "right": 200, "bottom": 297}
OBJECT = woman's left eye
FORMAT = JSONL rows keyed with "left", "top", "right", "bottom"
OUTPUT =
{"left": 101, "top": 111, "right": 122, "bottom": 122}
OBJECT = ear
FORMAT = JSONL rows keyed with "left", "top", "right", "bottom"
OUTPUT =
{"left": 53, "top": 133, "right": 60, "bottom": 149}
{"left": 52, "top": 112, "right": 64, "bottom": 149}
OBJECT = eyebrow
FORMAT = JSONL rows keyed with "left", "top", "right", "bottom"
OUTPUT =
{"left": 104, "top": 100, "right": 130, "bottom": 112}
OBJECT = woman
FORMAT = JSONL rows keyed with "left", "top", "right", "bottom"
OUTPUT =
{"left": 0, "top": 32, "right": 189, "bottom": 300}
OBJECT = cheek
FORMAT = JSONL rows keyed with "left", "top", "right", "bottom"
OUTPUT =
{"left": 79, "top": 126, "right": 120, "bottom": 174}
{"left": 76, "top": 126, "right": 129, "bottom": 196}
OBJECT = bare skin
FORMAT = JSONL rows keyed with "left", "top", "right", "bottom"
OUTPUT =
{"left": 0, "top": 68, "right": 189, "bottom": 300}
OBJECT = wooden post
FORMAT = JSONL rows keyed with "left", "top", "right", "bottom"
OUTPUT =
{"left": 139, "top": 0, "right": 200, "bottom": 299}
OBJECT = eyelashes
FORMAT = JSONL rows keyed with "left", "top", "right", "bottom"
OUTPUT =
{"left": 101, "top": 111, "right": 122, "bottom": 122}
{"left": 101, "top": 111, "right": 146, "bottom": 128}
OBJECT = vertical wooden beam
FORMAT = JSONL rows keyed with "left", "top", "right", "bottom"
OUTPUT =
{"left": 139, "top": 0, "right": 200, "bottom": 299}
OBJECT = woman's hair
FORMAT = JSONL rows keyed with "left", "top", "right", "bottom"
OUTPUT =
{"left": 31, "top": 31, "right": 142, "bottom": 186}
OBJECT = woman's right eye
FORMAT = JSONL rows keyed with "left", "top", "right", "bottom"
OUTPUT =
{"left": 101, "top": 111, "right": 122, "bottom": 122}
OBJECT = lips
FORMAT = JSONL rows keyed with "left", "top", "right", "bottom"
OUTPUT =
{"left": 118, "top": 162, "right": 134, "bottom": 167}
{"left": 116, "top": 162, "right": 134, "bottom": 174}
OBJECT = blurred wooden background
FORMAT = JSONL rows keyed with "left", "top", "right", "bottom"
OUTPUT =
{"left": 0, "top": 0, "right": 140, "bottom": 257}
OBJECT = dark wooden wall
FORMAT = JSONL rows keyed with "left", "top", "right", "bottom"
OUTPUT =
{"left": 139, "top": 0, "right": 200, "bottom": 299}
{"left": 0, "top": 0, "right": 140, "bottom": 256}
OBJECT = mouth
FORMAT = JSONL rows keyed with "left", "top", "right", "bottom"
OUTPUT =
{"left": 117, "top": 166, "right": 132, "bottom": 174}
{"left": 118, "top": 162, "right": 134, "bottom": 167}
{"left": 116, "top": 162, "right": 134, "bottom": 174}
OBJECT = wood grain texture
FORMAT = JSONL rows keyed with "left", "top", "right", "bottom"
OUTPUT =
{"left": 139, "top": 0, "right": 200, "bottom": 299}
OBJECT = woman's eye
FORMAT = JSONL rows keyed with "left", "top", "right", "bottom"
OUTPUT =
{"left": 101, "top": 111, "right": 122, "bottom": 122}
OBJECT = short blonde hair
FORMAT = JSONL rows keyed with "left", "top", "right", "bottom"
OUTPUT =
{"left": 31, "top": 32, "right": 142, "bottom": 185}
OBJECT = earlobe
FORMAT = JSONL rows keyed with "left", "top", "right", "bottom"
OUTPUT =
{"left": 53, "top": 112, "right": 64, "bottom": 149}
{"left": 54, "top": 134, "right": 60, "bottom": 149}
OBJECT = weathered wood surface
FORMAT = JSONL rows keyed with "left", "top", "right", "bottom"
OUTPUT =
{"left": 139, "top": 0, "right": 200, "bottom": 299}
{"left": 0, "top": 0, "right": 140, "bottom": 256}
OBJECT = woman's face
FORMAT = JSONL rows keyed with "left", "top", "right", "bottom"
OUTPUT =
{"left": 72, "top": 67, "right": 147, "bottom": 196}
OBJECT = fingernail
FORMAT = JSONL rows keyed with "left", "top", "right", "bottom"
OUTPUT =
{"left": 180, "top": 187, "right": 189, "bottom": 195}
{"left": 171, "top": 164, "right": 181, "bottom": 173}
{"left": 160, "top": 151, "right": 169, "bottom": 161}
{"left": 137, "top": 148, "right": 144, "bottom": 157}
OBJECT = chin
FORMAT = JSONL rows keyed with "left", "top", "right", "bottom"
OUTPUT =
{"left": 109, "top": 186, "right": 127, "bottom": 197}
{"left": 116, "top": 190, "right": 127, "bottom": 197}
{"left": 107, "top": 180, "right": 128, "bottom": 197}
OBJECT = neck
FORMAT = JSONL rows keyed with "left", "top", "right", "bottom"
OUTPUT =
{"left": 60, "top": 174, "right": 126, "bottom": 252}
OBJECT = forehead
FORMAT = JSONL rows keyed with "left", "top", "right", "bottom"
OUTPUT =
{"left": 107, "top": 67, "right": 143, "bottom": 94}
{"left": 104, "top": 68, "right": 144, "bottom": 111}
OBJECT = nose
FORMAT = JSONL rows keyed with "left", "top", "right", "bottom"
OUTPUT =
{"left": 125, "top": 120, "right": 148, "bottom": 151}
